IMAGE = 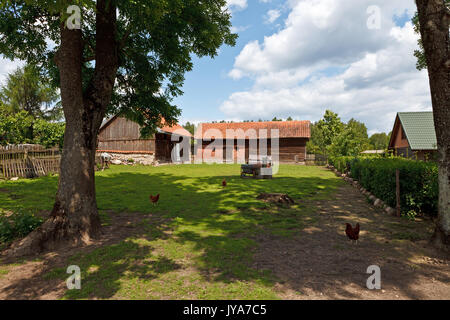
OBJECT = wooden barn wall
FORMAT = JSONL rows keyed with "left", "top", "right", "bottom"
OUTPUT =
{"left": 199, "top": 138, "right": 308, "bottom": 163}
{"left": 391, "top": 121, "right": 409, "bottom": 149}
{"left": 98, "top": 117, "right": 156, "bottom": 153}
{"left": 278, "top": 138, "right": 307, "bottom": 162}
{"left": 97, "top": 139, "right": 155, "bottom": 153}
{"left": 155, "top": 133, "right": 172, "bottom": 161}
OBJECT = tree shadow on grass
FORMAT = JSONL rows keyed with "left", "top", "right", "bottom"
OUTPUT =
{"left": 0, "top": 211, "right": 179, "bottom": 299}
{"left": 1, "top": 166, "right": 449, "bottom": 299}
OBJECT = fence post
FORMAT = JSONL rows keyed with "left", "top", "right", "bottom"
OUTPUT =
{"left": 396, "top": 168, "right": 400, "bottom": 217}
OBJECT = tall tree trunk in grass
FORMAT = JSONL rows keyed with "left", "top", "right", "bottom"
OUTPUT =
{"left": 416, "top": 0, "right": 450, "bottom": 248}
{"left": 0, "top": 0, "right": 236, "bottom": 256}
{"left": 9, "top": 0, "right": 118, "bottom": 256}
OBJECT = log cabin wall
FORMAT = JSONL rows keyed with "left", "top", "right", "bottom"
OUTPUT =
{"left": 200, "top": 137, "right": 308, "bottom": 163}
{"left": 155, "top": 133, "right": 177, "bottom": 161}
{"left": 278, "top": 138, "right": 308, "bottom": 162}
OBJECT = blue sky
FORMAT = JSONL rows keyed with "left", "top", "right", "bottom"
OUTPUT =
{"left": 174, "top": 0, "right": 432, "bottom": 135}
{"left": 173, "top": 0, "right": 283, "bottom": 123}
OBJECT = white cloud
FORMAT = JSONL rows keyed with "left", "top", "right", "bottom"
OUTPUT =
{"left": 227, "top": 0, "right": 248, "bottom": 11}
{"left": 265, "top": 9, "right": 281, "bottom": 24}
{"left": 230, "top": 25, "right": 250, "bottom": 33}
{"left": 0, "top": 58, "right": 23, "bottom": 85}
{"left": 221, "top": 0, "right": 430, "bottom": 133}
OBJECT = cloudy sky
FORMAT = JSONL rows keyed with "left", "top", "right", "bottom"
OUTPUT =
{"left": 0, "top": 0, "right": 432, "bottom": 135}
{"left": 175, "top": 0, "right": 432, "bottom": 135}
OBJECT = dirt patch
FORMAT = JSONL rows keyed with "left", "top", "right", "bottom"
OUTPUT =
{"left": 0, "top": 212, "right": 171, "bottom": 300}
{"left": 251, "top": 180, "right": 450, "bottom": 300}
{"left": 257, "top": 193, "right": 295, "bottom": 206}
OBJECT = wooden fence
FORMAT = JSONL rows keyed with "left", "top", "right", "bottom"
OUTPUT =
{"left": 0, "top": 145, "right": 61, "bottom": 179}
{"left": 305, "top": 154, "right": 328, "bottom": 166}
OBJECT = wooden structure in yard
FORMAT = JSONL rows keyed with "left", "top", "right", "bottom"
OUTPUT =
{"left": 0, "top": 145, "right": 60, "bottom": 179}
{"left": 97, "top": 115, "right": 192, "bottom": 163}
{"left": 305, "top": 154, "right": 327, "bottom": 166}
{"left": 388, "top": 112, "right": 437, "bottom": 161}
{"left": 195, "top": 120, "right": 311, "bottom": 163}
{"left": 241, "top": 156, "right": 273, "bottom": 179}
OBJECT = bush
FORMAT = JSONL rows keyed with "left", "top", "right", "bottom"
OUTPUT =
{"left": 329, "top": 156, "right": 438, "bottom": 216}
{"left": 0, "top": 110, "right": 34, "bottom": 145}
{"left": 33, "top": 119, "right": 65, "bottom": 148}
{"left": 0, "top": 212, "right": 43, "bottom": 244}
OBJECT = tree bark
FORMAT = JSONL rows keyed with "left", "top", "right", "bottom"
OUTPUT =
{"left": 7, "top": 0, "right": 118, "bottom": 256}
{"left": 416, "top": 0, "right": 450, "bottom": 249}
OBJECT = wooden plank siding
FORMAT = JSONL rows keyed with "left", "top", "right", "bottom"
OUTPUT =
{"left": 278, "top": 138, "right": 308, "bottom": 162}
{"left": 97, "top": 139, "right": 155, "bottom": 154}
{"left": 200, "top": 137, "right": 308, "bottom": 163}
{"left": 97, "top": 116, "right": 156, "bottom": 154}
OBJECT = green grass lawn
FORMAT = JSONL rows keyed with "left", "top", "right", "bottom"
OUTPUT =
{"left": 1, "top": 164, "right": 342, "bottom": 299}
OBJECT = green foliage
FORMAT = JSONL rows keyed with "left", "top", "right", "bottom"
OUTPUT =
{"left": 0, "top": 111, "right": 64, "bottom": 147}
{"left": 317, "top": 110, "right": 344, "bottom": 147}
{"left": 307, "top": 110, "right": 344, "bottom": 155}
{"left": 308, "top": 111, "right": 390, "bottom": 157}
{"left": 0, "top": 110, "right": 34, "bottom": 145}
{"left": 183, "top": 122, "right": 196, "bottom": 136}
{"left": 329, "top": 156, "right": 438, "bottom": 216}
{"left": 0, "top": 212, "right": 43, "bottom": 244}
{"left": 0, "top": 63, "right": 64, "bottom": 147}
{"left": 0, "top": 64, "right": 60, "bottom": 120}
{"left": 328, "top": 118, "right": 370, "bottom": 157}
{"left": 32, "top": 119, "right": 65, "bottom": 148}
{"left": 369, "top": 132, "right": 390, "bottom": 150}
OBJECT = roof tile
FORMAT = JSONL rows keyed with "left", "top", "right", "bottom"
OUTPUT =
{"left": 398, "top": 112, "right": 437, "bottom": 150}
{"left": 195, "top": 121, "right": 311, "bottom": 139}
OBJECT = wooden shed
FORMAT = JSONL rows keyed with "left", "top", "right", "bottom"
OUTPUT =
{"left": 195, "top": 120, "right": 311, "bottom": 163}
{"left": 97, "top": 115, "right": 191, "bottom": 163}
{"left": 388, "top": 112, "right": 437, "bottom": 161}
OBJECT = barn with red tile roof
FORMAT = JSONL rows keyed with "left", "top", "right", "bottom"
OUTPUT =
{"left": 195, "top": 120, "right": 311, "bottom": 163}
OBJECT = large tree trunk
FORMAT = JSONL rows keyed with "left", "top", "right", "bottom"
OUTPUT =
{"left": 416, "top": 0, "right": 450, "bottom": 249}
{"left": 7, "top": 0, "right": 118, "bottom": 257}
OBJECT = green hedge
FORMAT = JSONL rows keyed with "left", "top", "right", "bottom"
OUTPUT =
{"left": 329, "top": 156, "right": 438, "bottom": 216}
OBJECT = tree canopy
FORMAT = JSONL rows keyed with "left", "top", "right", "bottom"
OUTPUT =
{"left": 0, "top": 0, "right": 237, "bottom": 135}
{"left": 307, "top": 110, "right": 388, "bottom": 157}
{"left": 328, "top": 118, "right": 370, "bottom": 157}
{"left": 369, "top": 132, "right": 390, "bottom": 150}
{"left": 0, "top": 64, "right": 61, "bottom": 120}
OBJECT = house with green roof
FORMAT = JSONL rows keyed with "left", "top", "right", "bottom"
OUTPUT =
{"left": 388, "top": 112, "right": 438, "bottom": 160}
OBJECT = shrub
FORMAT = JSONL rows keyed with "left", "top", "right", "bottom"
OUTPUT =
{"left": 0, "top": 212, "right": 43, "bottom": 244}
{"left": 33, "top": 119, "right": 65, "bottom": 148}
{"left": 329, "top": 156, "right": 438, "bottom": 216}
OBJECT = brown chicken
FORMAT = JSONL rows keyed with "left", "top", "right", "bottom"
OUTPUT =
{"left": 345, "top": 223, "right": 360, "bottom": 244}
{"left": 150, "top": 194, "right": 160, "bottom": 205}
{"left": 222, "top": 179, "right": 227, "bottom": 187}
